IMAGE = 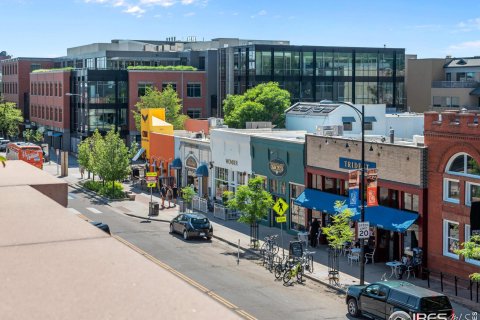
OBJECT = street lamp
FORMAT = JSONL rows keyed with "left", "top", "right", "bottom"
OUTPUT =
{"left": 338, "top": 101, "right": 366, "bottom": 286}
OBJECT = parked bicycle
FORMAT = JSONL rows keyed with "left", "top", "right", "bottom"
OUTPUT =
{"left": 283, "top": 259, "right": 304, "bottom": 285}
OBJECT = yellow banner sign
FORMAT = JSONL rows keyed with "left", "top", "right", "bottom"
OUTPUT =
{"left": 147, "top": 182, "right": 157, "bottom": 188}
{"left": 276, "top": 216, "right": 287, "bottom": 223}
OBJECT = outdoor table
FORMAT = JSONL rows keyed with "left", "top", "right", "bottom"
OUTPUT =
{"left": 350, "top": 248, "right": 361, "bottom": 254}
{"left": 386, "top": 261, "right": 404, "bottom": 278}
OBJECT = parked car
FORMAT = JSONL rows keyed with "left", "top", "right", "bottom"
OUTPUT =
{"left": 169, "top": 213, "right": 213, "bottom": 240}
{"left": 0, "top": 139, "right": 11, "bottom": 152}
{"left": 346, "top": 281, "right": 453, "bottom": 319}
{"left": 90, "top": 221, "right": 111, "bottom": 235}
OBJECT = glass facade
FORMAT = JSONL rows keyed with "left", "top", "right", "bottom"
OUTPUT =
{"left": 219, "top": 45, "right": 406, "bottom": 115}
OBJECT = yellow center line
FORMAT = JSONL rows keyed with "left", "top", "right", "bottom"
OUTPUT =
{"left": 112, "top": 235, "right": 257, "bottom": 320}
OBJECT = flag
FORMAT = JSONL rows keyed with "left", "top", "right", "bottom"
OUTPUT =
{"left": 348, "top": 170, "right": 359, "bottom": 208}
{"left": 366, "top": 168, "right": 378, "bottom": 207}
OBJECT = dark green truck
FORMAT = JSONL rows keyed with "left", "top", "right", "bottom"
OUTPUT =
{"left": 346, "top": 281, "right": 454, "bottom": 319}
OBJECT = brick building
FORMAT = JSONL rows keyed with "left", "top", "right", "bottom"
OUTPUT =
{"left": 424, "top": 110, "right": 480, "bottom": 279}
{"left": 1, "top": 58, "right": 54, "bottom": 119}
{"left": 29, "top": 70, "right": 71, "bottom": 150}
{"left": 128, "top": 70, "right": 207, "bottom": 134}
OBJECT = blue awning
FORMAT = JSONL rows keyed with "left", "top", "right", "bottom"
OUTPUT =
{"left": 195, "top": 164, "right": 209, "bottom": 177}
{"left": 132, "top": 148, "right": 145, "bottom": 161}
{"left": 295, "top": 189, "right": 419, "bottom": 232}
{"left": 52, "top": 132, "right": 63, "bottom": 137}
{"left": 351, "top": 206, "right": 419, "bottom": 232}
{"left": 170, "top": 157, "right": 182, "bottom": 169}
{"left": 342, "top": 116, "right": 356, "bottom": 123}
{"left": 294, "top": 189, "right": 348, "bottom": 214}
{"left": 364, "top": 116, "right": 377, "bottom": 122}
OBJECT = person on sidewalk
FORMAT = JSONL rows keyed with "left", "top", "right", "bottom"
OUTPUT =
{"left": 166, "top": 186, "right": 173, "bottom": 208}
{"left": 172, "top": 184, "right": 178, "bottom": 207}
{"left": 160, "top": 185, "right": 167, "bottom": 208}
{"left": 79, "top": 166, "right": 85, "bottom": 179}
{"left": 310, "top": 218, "right": 320, "bottom": 248}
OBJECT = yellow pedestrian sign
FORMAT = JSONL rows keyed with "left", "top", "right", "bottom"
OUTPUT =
{"left": 276, "top": 216, "right": 287, "bottom": 223}
{"left": 146, "top": 172, "right": 157, "bottom": 188}
{"left": 273, "top": 198, "right": 289, "bottom": 216}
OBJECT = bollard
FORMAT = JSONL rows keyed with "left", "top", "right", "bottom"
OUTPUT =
{"left": 454, "top": 276, "right": 458, "bottom": 296}
{"left": 440, "top": 273, "right": 444, "bottom": 292}
{"left": 470, "top": 280, "right": 473, "bottom": 301}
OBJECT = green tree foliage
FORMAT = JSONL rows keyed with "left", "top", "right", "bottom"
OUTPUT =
{"left": 96, "top": 129, "right": 131, "bottom": 195}
{"left": 321, "top": 201, "right": 355, "bottom": 250}
{"left": 224, "top": 176, "right": 274, "bottom": 226}
{"left": 181, "top": 186, "right": 196, "bottom": 211}
{"left": 0, "top": 99, "right": 23, "bottom": 138}
{"left": 456, "top": 235, "right": 480, "bottom": 282}
{"left": 127, "top": 65, "right": 197, "bottom": 71}
{"left": 133, "top": 86, "right": 188, "bottom": 131}
{"left": 223, "top": 82, "right": 291, "bottom": 128}
{"left": 23, "top": 129, "right": 43, "bottom": 143}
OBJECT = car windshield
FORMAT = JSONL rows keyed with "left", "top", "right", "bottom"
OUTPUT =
{"left": 191, "top": 218, "right": 208, "bottom": 225}
{"left": 420, "top": 296, "right": 452, "bottom": 311}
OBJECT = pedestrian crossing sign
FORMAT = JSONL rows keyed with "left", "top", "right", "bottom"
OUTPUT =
{"left": 273, "top": 198, "right": 288, "bottom": 216}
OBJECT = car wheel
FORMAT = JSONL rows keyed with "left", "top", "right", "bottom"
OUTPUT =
{"left": 169, "top": 224, "right": 174, "bottom": 234}
{"left": 207, "top": 236, "right": 212, "bottom": 240}
{"left": 183, "top": 230, "right": 189, "bottom": 240}
{"left": 347, "top": 298, "right": 360, "bottom": 317}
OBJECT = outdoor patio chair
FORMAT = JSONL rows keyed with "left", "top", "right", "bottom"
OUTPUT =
{"left": 348, "top": 252, "right": 360, "bottom": 265}
{"left": 365, "top": 249, "right": 376, "bottom": 264}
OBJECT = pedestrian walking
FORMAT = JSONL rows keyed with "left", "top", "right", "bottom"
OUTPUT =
{"left": 79, "top": 166, "right": 85, "bottom": 179}
{"left": 172, "top": 184, "right": 178, "bottom": 206}
{"left": 310, "top": 218, "right": 320, "bottom": 248}
{"left": 167, "top": 186, "right": 173, "bottom": 208}
{"left": 160, "top": 184, "right": 167, "bottom": 208}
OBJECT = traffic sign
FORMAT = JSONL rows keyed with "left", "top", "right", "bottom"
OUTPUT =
{"left": 147, "top": 182, "right": 156, "bottom": 187}
{"left": 146, "top": 172, "right": 157, "bottom": 177}
{"left": 276, "top": 216, "right": 287, "bottom": 223}
{"left": 146, "top": 172, "right": 157, "bottom": 188}
{"left": 358, "top": 222, "right": 370, "bottom": 239}
{"left": 272, "top": 198, "right": 289, "bottom": 216}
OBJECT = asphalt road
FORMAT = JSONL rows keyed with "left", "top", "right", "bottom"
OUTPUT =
{"left": 68, "top": 186, "right": 353, "bottom": 320}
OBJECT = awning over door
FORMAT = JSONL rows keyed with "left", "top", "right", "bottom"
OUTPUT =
{"left": 294, "top": 189, "right": 347, "bottom": 214}
{"left": 195, "top": 164, "right": 209, "bottom": 177}
{"left": 170, "top": 157, "right": 182, "bottom": 169}
{"left": 132, "top": 148, "right": 145, "bottom": 161}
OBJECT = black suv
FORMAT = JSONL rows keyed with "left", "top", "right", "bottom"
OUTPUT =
{"left": 170, "top": 213, "right": 213, "bottom": 240}
{"left": 346, "top": 281, "right": 453, "bottom": 319}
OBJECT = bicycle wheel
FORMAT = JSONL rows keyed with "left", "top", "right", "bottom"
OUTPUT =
{"left": 308, "top": 256, "right": 314, "bottom": 273}
{"left": 283, "top": 269, "right": 292, "bottom": 284}
{"left": 296, "top": 265, "right": 304, "bottom": 283}
{"left": 274, "top": 264, "right": 283, "bottom": 279}
{"left": 272, "top": 242, "right": 280, "bottom": 254}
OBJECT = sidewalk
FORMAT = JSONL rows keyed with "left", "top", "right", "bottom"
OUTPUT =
{"left": 42, "top": 158, "right": 478, "bottom": 313}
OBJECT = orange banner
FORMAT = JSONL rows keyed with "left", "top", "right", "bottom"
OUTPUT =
{"left": 366, "top": 168, "right": 378, "bottom": 207}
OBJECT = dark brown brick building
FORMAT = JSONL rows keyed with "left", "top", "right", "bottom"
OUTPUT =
{"left": 424, "top": 110, "right": 480, "bottom": 279}
{"left": 1, "top": 58, "right": 54, "bottom": 119}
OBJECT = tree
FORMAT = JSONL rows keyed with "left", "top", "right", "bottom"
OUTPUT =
{"left": 456, "top": 235, "right": 480, "bottom": 281}
{"left": 181, "top": 186, "right": 196, "bottom": 212}
{"left": 321, "top": 201, "right": 355, "bottom": 250}
{"left": 223, "top": 82, "right": 291, "bottom": 128}
{"left": 224, "top": 176, "right": 274, "bottom": 247}
{"left": 133, "top": 86, "right": 188, "bottom": 130}
{"left": 96, "top": 128, "right": 131, "bottom": 194}
{"left": 23, "top": 129, "right": 43, "bottom": 143}
{"left": 0, "top": 99, "right": 23, "bottom": 138}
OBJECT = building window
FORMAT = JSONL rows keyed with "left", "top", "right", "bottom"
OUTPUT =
{"left": 187, "top": 109, "right": 201, "bottom": 119}
{"left": 59, "top": 109, "right": 63, "bottom": 123}
{"left": 137, "top": 82, "right": 153, "bottom": 97}
{"left": 214, "top": 166, "right": 229, "bottom": 199}
{"left": 162, "top": 83, "right": 177, "bottom": 92}
{"left": 446, "top": 153, "right": 480, "bottom": 178}
{"left": 403, "top": 192, "right": 419, "bottom": 212}
{"left": 443, "top": 178, "right": 460, "bottom": 203}
{"left": 269, "top": 179, "right": 278, "bottom": 194}
{"left": 443, "top": 220, "right": 459, "bottom": 259}
{"left": 364, "top": 122, "right": 373, "bottom": 131}
{"left": 465, "top": 225, "right": 480, "bottom": 266}
{"left": 290, "top": 183, "right": 305, "bottom": 231}
{"left": 59, "top": 83, "right": 62, "bottom": 96}
{"left": 343, "top": 122, "right": 353, "bottom": 131}
{"left": 187, "top": 83, "right": 201, "bottom": 97}
{"left": 54, "top": 109, "right": 58, "bottom": 122}
{"left": 466, "top": 182, "right": 480, "bottom": 206}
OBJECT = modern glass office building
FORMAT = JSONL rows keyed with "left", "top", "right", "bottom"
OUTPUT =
{"left": 218, "top": 45, "right": 405, "bottom": 115}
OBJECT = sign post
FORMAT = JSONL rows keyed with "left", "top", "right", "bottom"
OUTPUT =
{"left": 273, "top": 198, "right": 289, "bottom": 257}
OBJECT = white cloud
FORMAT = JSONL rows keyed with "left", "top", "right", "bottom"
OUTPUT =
{"left": 258, "top": 9, "right": 267, "bottom": 16}
{"left": 83, "top": 0, "right": 205, "bottom": 16}
{"left": 124, "top": 5, "right": 145, "bottom": 17}
{"left": 455, "top": 17, "right": 480, "bottom": 32}
{"left": 184, "top": 11, "right": 195, "bottom": 16}
{"left": 449, "top": 40, "right": 480, "bottom": 50}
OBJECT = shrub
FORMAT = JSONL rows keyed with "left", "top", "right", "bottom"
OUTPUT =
{"left": 83, "top": 180, "right": 102, "bottom": 192}
{"left": 98, "top": 181, "right": 125, "bottom": 199}
{"left": 127, "top": 65, "right": 197, "bottom": 71}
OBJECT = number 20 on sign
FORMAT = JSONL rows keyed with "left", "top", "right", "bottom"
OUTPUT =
{"left": 357, "top": 222, "right": 370, "bottom": 239}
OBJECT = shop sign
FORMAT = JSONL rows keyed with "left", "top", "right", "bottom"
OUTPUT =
{"left": 339, "top": 157, "right": 376, "bottom": 170}
{"left": 185, "top": 156, "right": 197, "bottom": 169}
{"left": 366, "top": 168, "right": 378, "bottom": 207}
{"left": 269, "top": 158, "right": 287, "bottom": 176}
{"left": 226, "top": 159, "right": 238, "bottom": 166}
{"left": 348, "top": 170, "right": 360, "bottom": 208}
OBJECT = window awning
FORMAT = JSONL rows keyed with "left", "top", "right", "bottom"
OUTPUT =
{"left": 342, "top": 116, "right": 356, "bottom": 123}
{"left": 294, "top": 189, "right": 348, "bottom": 214}
{"left": 132, "top": 148, "right": 145, "bottom": 161}
{"left": 170, "top": 157, "right": 182, "bottom": 169}
{"left": 364, "top": 116, "right": 377, "bottom": 122}
{"left": 350, "top": 206, "right": 419, "bottom": 232}
{"left": 295, "top": 188, "right": 419, "bottom": 232}
{"left": 195, "top": 164, "right": 209, "bottom": 177}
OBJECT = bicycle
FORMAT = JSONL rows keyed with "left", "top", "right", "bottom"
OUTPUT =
{"left": 273, "top": 255, "right": 290, "bottom": 280}
{"left": 283, "top": 260, "right": 304, "bottom": 285}
{"left": 260, "top": 235, "right": 279, "bottom": 256}
{"left": 301, "top": 250, "right": 315, "bottom": 274}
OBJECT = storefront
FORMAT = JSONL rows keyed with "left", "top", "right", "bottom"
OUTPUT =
{"left": 251, "top": 132, "right": 305, "bottom": 233}
{"left": 210, "top": 129, "right": 254, "bottom": 202}
{"left": 296, "top": 134, "right": 428, "bottom": 264}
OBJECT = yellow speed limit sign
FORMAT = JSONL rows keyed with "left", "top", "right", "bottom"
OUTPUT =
{"left": 272, "top": 198, "right": 288, "bottom": 216}
{"left": 276, "top": 216, "right": 287, "bottom": 223}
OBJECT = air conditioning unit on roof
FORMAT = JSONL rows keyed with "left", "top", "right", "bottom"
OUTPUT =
{"left": 316, "top": 125, "right": 343, "bottom": 136}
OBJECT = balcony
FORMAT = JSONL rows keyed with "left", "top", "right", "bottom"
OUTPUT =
{"left": 432, "top": 81, "right": 479, "bottom": 88}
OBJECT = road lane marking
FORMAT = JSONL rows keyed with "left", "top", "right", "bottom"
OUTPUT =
{"left": 112, "top": 235, "right": 257, "bottom": 320}
{"left": 68, "top": 193, "right": 76, "bottom": 200}
{"left": 86, "top": 207, "right": 102, "bottom": 214}
{"left": 67, "top": 208, "right": 81, "bottom": 215}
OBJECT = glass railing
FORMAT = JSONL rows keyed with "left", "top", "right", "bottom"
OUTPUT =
{"left": 432, "top": 81, "right": 479, "bottom": 88}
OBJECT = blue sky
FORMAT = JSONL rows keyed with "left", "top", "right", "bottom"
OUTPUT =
{"left": 4, "top": 0, "right": 480, "bottom": 59}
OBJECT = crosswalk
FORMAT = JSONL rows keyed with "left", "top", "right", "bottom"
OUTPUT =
{"left": 67, "top": 208, "right": 81, "bottom": 215}
{"left": 86, "top": 207, "right": 102, "bottom": 214}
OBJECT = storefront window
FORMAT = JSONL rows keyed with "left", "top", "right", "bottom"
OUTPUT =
{"left": 215, "top": 167, "right": 229, "bottom": 200}
{"left": 269, "top": 179, "right": 278, "bottom": 194}
{"left": 378, "top": 187, "right": 399, "bottom": 208}
{"left": 290, "top": 201, "right": 305, "bottom": 231}
{"left": 311, "top": 174, "right": 322, "bottom": 190}
{"left": 324, "top": 177, "right": 336, "bottom": 194}
{"left": 466, "top": 182, "right": 480, "bottom": 206}
{"left": 465, "top": 225, "right": 480, "bottom": 266}
{"left": 443, "top": 220, "right": 459, "bottom": 259}
{"left": 403, "top": 192, "right": 419, "bottom": 212}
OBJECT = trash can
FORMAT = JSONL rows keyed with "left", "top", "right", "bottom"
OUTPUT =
{"left": 178, "top": 200, "right": 185, "bottom": 213}
{"left": 149, "top": 201, "right": 159, "bottom": 216}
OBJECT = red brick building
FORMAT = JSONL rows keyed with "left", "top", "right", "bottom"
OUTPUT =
{"left": 128, "top": 70, "right": 207, "bottom": 133}
{"left": 29, "top": 70, "right": 71, "bottom": 150}
{"left": 1, "top": 58, "right": 54, "bottom": 119}
{"left": 424, "top": 111, "right": 480, "bottom": 279}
